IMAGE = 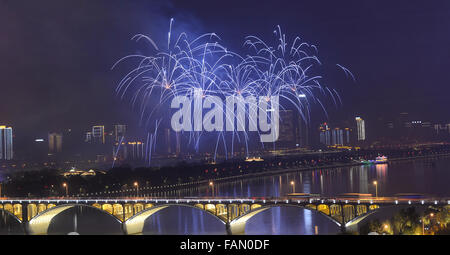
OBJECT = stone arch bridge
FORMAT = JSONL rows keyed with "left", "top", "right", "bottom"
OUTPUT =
{"left": 0, "top": 197, "right": 448, "bottom": 234}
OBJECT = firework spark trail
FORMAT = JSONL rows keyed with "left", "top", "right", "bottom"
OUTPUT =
{"left": 113, "top": 20, "right": 354, "bottom": 164}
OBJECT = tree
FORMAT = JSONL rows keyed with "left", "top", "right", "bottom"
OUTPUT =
{"left": 392, "top": 207, "right": 420, "bottom": 235}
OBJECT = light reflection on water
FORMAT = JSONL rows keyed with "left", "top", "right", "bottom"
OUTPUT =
{"left": 141, "top": 206, "right": 227, "bottom": 235}
{"left": 245, "top": 207, "right": 340, "bottom": 235}
{"left": 153, "top": 156, "right": 450, "bottom": 198}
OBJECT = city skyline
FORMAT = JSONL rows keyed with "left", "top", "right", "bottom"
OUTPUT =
{"left": 1, "top": 1, "right": 450, "bottom": 135}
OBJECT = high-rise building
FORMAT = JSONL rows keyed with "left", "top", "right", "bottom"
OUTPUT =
{"left": 319, "top": 123, "right": 331, "bottom": 146}
{"left": 92, "top": 126, "right": 105, "bottom": 144}
{"left": 175, "top": 131, "right": 181, "bottom": 156}
{"left": 355, "top": 117, "right": 366, "bottom": 141}
{"left": 48, "top": 133, "right": 63, "bottom": 153}
{"left": 0, "top": 126, "right": 13, "bottom": 160}
{"left": 344, "top": 128, "right": 352, "bottom": 145}
{"left": 114, "top": 124, "right": 127, "bottom": 142}
{"left": 332, "top": 128, "right": 344, "bottom": 145}
{"left": 165, "top": 128, "right": 172, "bottom": 154}
{"left": 295, "top": 115, "right": 309, "bottom": 148}
{"left": 127, "top": 141, "right": 145, "bottom": 160}
{"left": 277, "top": 110, "right": 296, "bottom": 147}
{"left": 85, "top": 132, "right": 92, "bottom": 143}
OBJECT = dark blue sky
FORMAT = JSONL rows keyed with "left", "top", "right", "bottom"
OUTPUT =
{"left": 0, "top": 0, "right": 449, "bottom": 137}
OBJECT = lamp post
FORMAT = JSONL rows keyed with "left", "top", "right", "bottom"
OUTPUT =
{"left": 134, "top": 182, "right": 139, "bottom": 197}
{"left": 209, "top": 181, "right": 214, "bottom": 197}
{"left": 62, "top": 182, "right": 68, "bottom": 197}
{"left": 373, "top": 181, "right": 378, "bottom": 198}
{"left": 290, "top": 181, "right": 295, "bottom": 193}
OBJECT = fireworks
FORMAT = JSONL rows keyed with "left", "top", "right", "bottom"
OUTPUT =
{"left": 113, "top": 19, "right": 352, "bottom": 164}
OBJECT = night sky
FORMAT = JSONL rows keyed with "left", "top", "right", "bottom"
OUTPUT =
{"left": 1, "top": 0, "right": 449, "bottom": 139}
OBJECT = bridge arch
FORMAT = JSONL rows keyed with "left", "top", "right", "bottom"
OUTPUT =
{"left": 124, "top": 204, "right": 226, "bottom": 235}
{"left": 0, "top": 208, "right": 22, "bottom": 224}
{"left": 0, "top": 209, "right": 24, "bottom": 235}
{"left": 229, "top": 204, "right": 342, "bottom": 235}
{"left": 27, "top": 204, "right": 123, "bottom": 235}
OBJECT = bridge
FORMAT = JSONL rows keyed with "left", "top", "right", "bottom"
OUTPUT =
{"left": 1, "top": 196, "right": 449, "bottom": 234}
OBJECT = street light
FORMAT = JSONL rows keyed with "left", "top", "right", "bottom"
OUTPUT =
{"left": 62, "top": 182, "right": 68, "bottom": 197}
{"left": 134, "top": 182, "right": 139, "bottom": 197}
{"left": 373, "top": 181, "right": 378, "bottom": 198}
{"left": 209, "top": 181, "right": 214, "bottom": 197}
{"left": 290, "top": 181, "right": 295, "bottom": 193}
{"left": 422, "top": 213, "right": 434, "bottom": 235}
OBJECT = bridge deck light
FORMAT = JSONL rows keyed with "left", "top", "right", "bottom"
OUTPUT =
{"left": 421, "top": 200, "right": 424, "bottom": 204}
{"left": 408, "top": 201, "right": 411, "bottom": 204}
{"left": 357, "top": 200, "right": 360, "bottom": 204}
{"left": 434, "top": 200, "right": 438, "bottom": 204}
{"left": 395, "top": 200, "right": 398, "bottom": 204}
{"left": 345, "top": 200, "right": 348, "bottom": 204}
{"left": 286, "top": 200, "right": 289, "bottom": 203}
{"left": 263, "top": 200, "right": 266, "bottom": 203}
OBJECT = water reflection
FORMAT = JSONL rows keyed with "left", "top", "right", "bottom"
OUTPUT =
{"left": 245, "top": 207, "right": 340, "bottom": 235}
{"left": 46, "top": 206, "right": 123, "bottom": 235}
{"left": 141, "top": 206, "right": 226, "bottom": 235}
{"left": 154, "top": 156, "right": 450, "bottom": 198}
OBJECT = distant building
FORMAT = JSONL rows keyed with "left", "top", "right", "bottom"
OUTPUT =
{"left": 434, "top": 123, "right": 450, "bottom": 140}
{"left": 48, "top": 132, "right": 63, "bottom": 153}
{"left": 114, "top": 124, "right": 126, "bottom": 142}
{"left": 85, "top": 132, "right": 92, "bottom": 143}
{"left": 92, "top": 126, "right": 105, "bottom": 144}
{"left": 175, "top": 132, "right": 181, "bottom": 156}
{"left": 295, "top": 115, "right": 309, "bottom": 148}
{"left": 127, "top": 141, "right": 145, "bottom": 160}
{"left": 165, "top": 128, "right": 172, "bottom": 154}
{"left": 344, "top": 128, "right": 352, "bottom": 145}
{"left": 355, "top": 117, "right": 366, "bottom": 141}
{"left": 0, "top": 126, "right": 13, "bottom": 160}
{"left": 276, "top": 110, "right": 296, "bottom": 147}
{"left": 319, "top": 123, "right": 331, "bottom": 146}
{"left": 332, "top": 128, "right": 344, "bottom": 145}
